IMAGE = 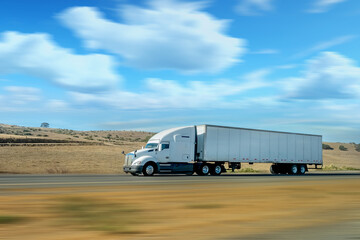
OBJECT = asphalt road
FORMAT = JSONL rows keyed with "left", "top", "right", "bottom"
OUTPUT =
{"left": 1, "top": 172, "right": 359, "bottom": 190}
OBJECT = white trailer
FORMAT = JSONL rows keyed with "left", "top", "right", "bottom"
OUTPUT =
{"left": 123, "top": 125, "right": 322, "bottom": 176}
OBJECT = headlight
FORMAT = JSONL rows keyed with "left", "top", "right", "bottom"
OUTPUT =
{"left": 133, "top": 161, "right": 142, "bottom": 165}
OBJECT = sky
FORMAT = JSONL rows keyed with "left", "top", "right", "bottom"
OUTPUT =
{"left": 0, "top": 0, "right": 360, "bottom": 142}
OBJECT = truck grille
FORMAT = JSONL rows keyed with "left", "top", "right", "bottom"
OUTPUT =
{"left": 124, "top": 153, "right": 134, "bottom": 166}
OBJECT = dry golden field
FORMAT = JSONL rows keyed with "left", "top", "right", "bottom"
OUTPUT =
{"left": 0, "top": 124, "right": 359, "bottom": 174}
{"left": 0, "top": 145, "right": 140, "bottom": 174}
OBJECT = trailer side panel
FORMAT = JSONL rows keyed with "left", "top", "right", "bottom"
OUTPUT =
{"left": 201, "top": 125, "right": 322, "bottom": 165}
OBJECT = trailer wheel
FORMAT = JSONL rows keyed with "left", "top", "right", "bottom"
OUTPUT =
{"left": 288, "top": 164, "right": 298, "bottom": 175}
{"left": 211, "top": 164, "right": 222, "bottom": 176}
{"left": 197, "top": 164, "right": 210, "bottom": 176}
{"left": 270, "top": 165, "right": 278, "bottom": 175}
{"left": 298, "top": 165, "right": 306, "bottom": 175}
{"left": 143, "top": 162, "right": 156, "bottom": 176}
{"left": 275, "top": 165, "right": 286, "bottom": 174}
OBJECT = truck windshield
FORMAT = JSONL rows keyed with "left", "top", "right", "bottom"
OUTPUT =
{"left": 145, "top": 143, "right": 158, "bottom": 149}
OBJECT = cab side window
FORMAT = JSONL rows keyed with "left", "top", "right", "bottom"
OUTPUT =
{"left": 161, "top": 143, "right": 170, "bottom": 150}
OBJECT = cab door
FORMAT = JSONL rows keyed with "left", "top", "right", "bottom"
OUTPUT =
{"left": 171, "top": 127, "right": 196, "bottom": 162}
{"left": 156, "top": 141, "right": 170, "bottom": 163}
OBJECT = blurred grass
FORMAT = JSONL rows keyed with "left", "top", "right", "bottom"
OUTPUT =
{"left": 227, "top": 167, "right": 263, "bottom": 173}
{"left": 57, "top": 197, "right": 142, "bottom": 234}
{"left": 0, "top": 215, "right": 26, "bottom": 224}
{"left": 186, "top": 203, "right": 223, "bottom": 209}
{"left": 319, "top": 164, "right": 360, "bottom": 171}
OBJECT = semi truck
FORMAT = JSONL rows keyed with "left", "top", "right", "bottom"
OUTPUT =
{"left": 123, "top": 125, "right": 322, "bottom": 176}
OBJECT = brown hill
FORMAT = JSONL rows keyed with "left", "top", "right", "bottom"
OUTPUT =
{"left": 322, "top": 142, "right": 360, "bottom": 169}
{"left": 0, "top": 123, "right": 153, "bottom": 145}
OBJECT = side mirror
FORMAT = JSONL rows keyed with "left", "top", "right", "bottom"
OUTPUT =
{"left": 121, "top": 151, "right": 125, "bottom": 155}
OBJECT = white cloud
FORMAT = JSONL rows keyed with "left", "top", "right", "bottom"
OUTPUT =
{"left": 276, "top": 64, "right": 297, "bottom": 69}
{"left": 3, "top": 86, "right": 41, "bottom": 104}
{"left": 308, "top": 0, "right": 347, "bottom": 13}
{"left": 292, "top": 35, "right": 356, "bottom": 59}
{"left": 319, "top": 99, "right": 360, "bottom": 112}
{"left": 236, "top": 0, "right": 274, "bottom": 16}
{"left": 283, "top": 52, "right": 360, "bottom": 99}
{"left": 99, "top": 117, "right": 195, "bottom": 130}
{"left": 45, "top": 99, "right": 69, "bottom": 111}
{"left": 58, "top": 0, "right": 245, "bottom": 73}
{"left": 0, "top": 86, "right": 42, "bottom": 111}
{"left": 0, "top": 31, "right": 120, "bottom": 91}
{"left": 70, "top": 69, "right": 271, "bottom": 109}
{"left": 250, "top": 49, "right": 279, "bottom": 54}
{"left": 0, "top": 85, "right": 74, "bottom": 112}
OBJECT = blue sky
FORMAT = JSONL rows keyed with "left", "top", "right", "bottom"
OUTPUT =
{"left": 1, "top": 0, "right": 360, "bottom": 142}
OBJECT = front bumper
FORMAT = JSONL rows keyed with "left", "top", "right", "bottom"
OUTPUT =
{"left": 123, "top": 165, "right": 143, "bottom": 174}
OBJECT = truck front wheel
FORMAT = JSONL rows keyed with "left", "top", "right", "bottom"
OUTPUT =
{"left": 143, "top": 162, "right": 156, "bottom": 176}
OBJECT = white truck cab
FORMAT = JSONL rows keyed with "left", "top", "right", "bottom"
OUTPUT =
{"left": 123, "top": 126, "right": 196, "bottom": 176}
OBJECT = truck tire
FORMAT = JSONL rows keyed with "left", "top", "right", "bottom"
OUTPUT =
{"left": 288, "top": 164, "right": 298, "bottom": 175}
{"left": 270, "top": 165, "right": 278, "bottom": 174}
{"left": 274, "top": 164, "right": 285, "bottom": 174}
{"left": 143, "top": 162, "right": 156, "bottom": 176}
{"left": 197, "top": 163, "right": 210, "bottom": 176}
{"left": 210, "top": 164, "right": 222, "bottom": 176}
{"left": 298, "top": 164, "right": 306, "bottom": 175}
